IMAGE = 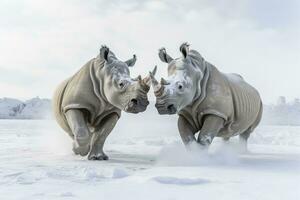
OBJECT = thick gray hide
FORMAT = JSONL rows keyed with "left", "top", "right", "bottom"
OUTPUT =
{"left": 53, "top": 56, "right": 121, "bottom": 136}
{"left": 179, "top": 51, "right": 262, "bottom": 138}
{"left": 154, "top": 46, "right": 263, "bottom": 148}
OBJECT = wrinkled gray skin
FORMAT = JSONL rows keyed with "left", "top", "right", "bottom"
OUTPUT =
{"left": 151, "top": 43, "right": 263, "bottom": 151}
{"left": 53, "top": 46, "right": 153, "bottom": 160}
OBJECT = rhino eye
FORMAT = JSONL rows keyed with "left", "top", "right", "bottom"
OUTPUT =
{"left": 119, "top": 82, "right": 125, "bottom": 88}
{"left": 178, "top": 84, "right": 183, "bottom": 90}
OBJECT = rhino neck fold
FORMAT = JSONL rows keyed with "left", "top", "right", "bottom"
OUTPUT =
{"left": 89, "top": 58, "right": 110, "bottom": 105}
{"left": 191, "top": 62, "right": 210, "bottom": 112}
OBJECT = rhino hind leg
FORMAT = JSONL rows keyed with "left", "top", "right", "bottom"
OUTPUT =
{"left": 239, "top": 103, "right": 263, "bottom": 153}
{"left": 65, "top": 109, "right": 92, "bottom": 156}
{"left": 239, "top": 128, "right": 252, "bottom": 153}
{"left": 222, "top": 137, "right": 230, "bottom": 143}
{"left": 88, "top": 113, "right": 119, "bottom": 161}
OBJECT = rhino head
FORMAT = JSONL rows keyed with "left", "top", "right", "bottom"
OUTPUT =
{"left": 100, "top": 46, "right": 151, "bottom": 113}
{"left": 150, "top": 43, "right": 205, "bottom": 115}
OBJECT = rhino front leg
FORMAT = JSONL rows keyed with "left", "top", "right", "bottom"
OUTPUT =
{"left": 88, "top": 113, "right": 119, "bottom": 160}
{"left": 178, "top": 115, "right": 197, "bottom": 147}
{"left": 65, "top": 109, "right": 91, "bottom": 156}
{"left": 198, "top": 115, "right": 224, "bottom": 146}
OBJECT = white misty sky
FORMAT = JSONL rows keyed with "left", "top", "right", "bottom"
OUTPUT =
{"left": 0, "top": 0, "right": 299, "bottom": 104}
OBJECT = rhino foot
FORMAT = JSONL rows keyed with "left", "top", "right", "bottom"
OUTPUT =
{"left": 239, "top": 148, "right": 249, "bottom": 154}
{"left": 88, "top": 153, "right": 109, "bottom": 161}
{"left": 237, "top": 144, "right": 249, "bottom": 154}
{"left": 72, "top": 142, "right": 90, "bottom": 156}
{"left": 72, "top": 132, "right": 92, "bottom": 156}
{"left": 197, "top": 135, "right": 213, "bottom": 146}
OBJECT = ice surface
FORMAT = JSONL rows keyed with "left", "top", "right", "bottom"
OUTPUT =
{"left": 0, "top": 114, "right": 299, "bottom": 200}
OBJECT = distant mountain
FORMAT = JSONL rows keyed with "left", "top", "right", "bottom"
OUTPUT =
{"left": 0, "top": 97, "right": 52, "bottom": 119}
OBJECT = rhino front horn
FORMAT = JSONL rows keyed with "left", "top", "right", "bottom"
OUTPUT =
{"left": 142, "top": 66, "right": 157, "bottom": 87}
{"left": 149, "top": 68, "right": 164, "bottom": 97}
{"left": 151, "top": 65, "right": 157, "bottom": 76}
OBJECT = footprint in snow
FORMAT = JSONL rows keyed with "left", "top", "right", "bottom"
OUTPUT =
{"left": 152, "top": 176, "right": 210, "bottom": 185}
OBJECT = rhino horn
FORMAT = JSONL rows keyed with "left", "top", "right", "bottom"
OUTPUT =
{"left": 135, "top": 75, "right": 149, "bottom": 92}
{"left": 160, "top": 77, "right": 169, "bottom": 85}
{"left": 133, "top": 75, "right": 142, "bottom": 81}
{"left": 151, "top": 65, "right": 157, "bottom": 76}
{"left": 149, "top": 68, "right": 165, "bottom": 97}
{"left": 139, "top": 66, "right": 158, "bottom": 92}
{"left": 142, "top": 66, "right": 157, "bottom": 86}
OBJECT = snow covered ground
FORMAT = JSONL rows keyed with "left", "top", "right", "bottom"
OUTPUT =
{"left": 0, "top": 111, "right": 299, "bottom": 200}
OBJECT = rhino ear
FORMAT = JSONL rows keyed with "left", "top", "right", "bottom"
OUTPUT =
{"left": 158, "top": 48, "right": 173, "bottom": 63}
{"left": 180, "top": 42, "right": 190, "bottom": 58}
{"left": 125, "top": 54, "right": 137, "bottom": 67}
{"left": 100, "top": 45, "right": 110, "bottom": 62}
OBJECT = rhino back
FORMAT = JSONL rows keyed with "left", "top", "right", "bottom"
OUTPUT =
{"left": 223, "top": 73, "right": 262, "bottom": 135}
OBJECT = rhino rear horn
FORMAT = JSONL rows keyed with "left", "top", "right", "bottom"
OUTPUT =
{"left": 158, "top": 48, "right": 173, "bottom": 63}
{"left": 133, "top": 75, "right": 142, "bottom": 81}
{"left": 180, "top": 42, "right": 190, "bottom": 58}
{"left": 160, "top": 77, "right": 169, "bottom": 85}
{"left": 125, "top": 54, "right": 137, "bottom": 67}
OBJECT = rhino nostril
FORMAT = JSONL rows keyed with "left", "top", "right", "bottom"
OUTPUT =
{"left": 130, "top": 98, "right": 138, "bottom": 105}
{"left": 167, "top": 104, "right": 176, "bottom": 113}
{"left": 167, "top": 104, "right": 175, "bottom": 111}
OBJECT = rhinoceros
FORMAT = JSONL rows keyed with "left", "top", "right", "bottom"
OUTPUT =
{"left": 53, "top": 46, "right": 153, "bottom": 160}
{"left": 150, "top": 43, "right": 263, "bottom": 151}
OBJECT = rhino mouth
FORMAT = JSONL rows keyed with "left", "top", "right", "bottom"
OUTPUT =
{"left": 155, "top": 102, "right": 177, "bottom": 115}
{"left": 124, "top": 98, "right": 149, "bottom": 113}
